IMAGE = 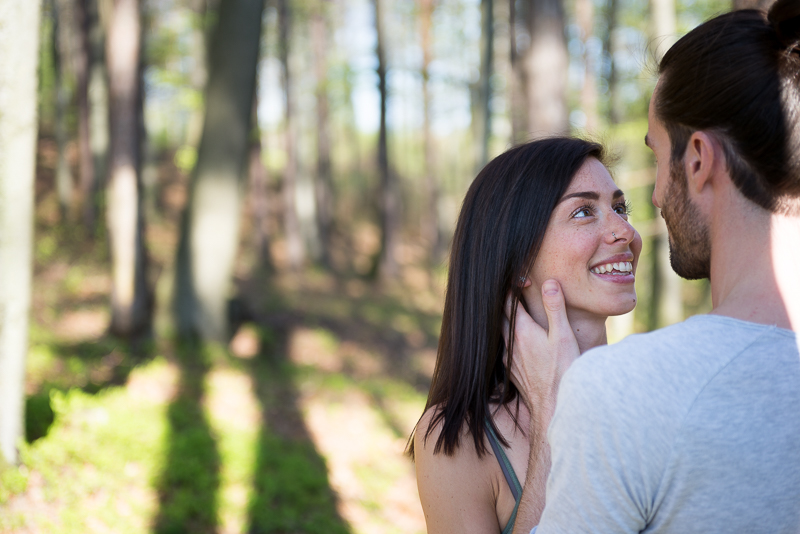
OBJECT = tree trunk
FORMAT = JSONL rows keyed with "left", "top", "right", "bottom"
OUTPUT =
{"left": 75, "top": 0, "right": 96, "bottom": 229}
{"left": 186, "top": 0, "right": 208, "bottom": 148}
{"left": 375, "top": 0, "right": 398, "bottom": 278}
{"left": 649, "top": 0, "right": 683, "bottom": 328}
{"left": 733, "top": 0, "right": 775, "bottom": 9}
{"left": 88, "top": 0, "right": 110, "bottom": 207}
{"left": 603, "top": 0, "right": 621, "bottom": 124}
{"left": 249, "top": 93, "right": 273, "bottom": 271}
{"left": 278, "top": 0, "right": 304, "bottom": 270}
{"left": 474, "top": 0, "right": 493, "bottom": 169}
{"left": 0, "top": 0, "right": 41, "bottom": 466}
{"left": 420, "top": 0, "right": 440, "bottom": 261}
{"left": 52, "top": 0, "right": 75, "bottom": 221}
{"left": 311, "top": 7, "right": 334, "bottom": 269}
{"left": 522, "top": 0, "right": 568, "bottom": 136}
{"left": 173, "top": 0, "right": 265, "bottom": 342}
{"left": 576, "top": 0, "right": 598, "bottom": 133}
{"left": 106, "top": 0, "right": 150, "bottom": 337}
{"left": 650, "top": 0, "right": 676, "bottom": 60}
{"left": 509, "top": 0, "right": 527, "bottom": 142}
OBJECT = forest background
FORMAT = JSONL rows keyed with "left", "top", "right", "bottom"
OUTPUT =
{"left": 0, "top": 0, "right": 775, "bottom": 532}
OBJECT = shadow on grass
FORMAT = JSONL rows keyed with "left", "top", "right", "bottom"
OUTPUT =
{"left": 153, "top": 341, "right": 220, "bottom": 534}
{"left": 238, "top": 275, "right": 440, "bottom": 397}
{"left": 246, "top": 325, "right": 350, "bottom": 534}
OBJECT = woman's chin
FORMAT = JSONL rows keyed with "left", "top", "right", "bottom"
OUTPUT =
{"left": 570, "top": 293, "right": 637, "bottom": 319}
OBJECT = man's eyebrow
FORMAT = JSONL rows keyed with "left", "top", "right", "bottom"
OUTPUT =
{"left": 559, "top": 190, "right": 625, "bottom": 204}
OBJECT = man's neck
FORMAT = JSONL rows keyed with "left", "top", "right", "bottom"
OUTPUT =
{"left": 710, "top": 205, "right": 800, "bottom": 331}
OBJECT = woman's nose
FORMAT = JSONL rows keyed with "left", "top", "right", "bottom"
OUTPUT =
{"left": 606, "top": 214, "right": 636, "bottom": 244}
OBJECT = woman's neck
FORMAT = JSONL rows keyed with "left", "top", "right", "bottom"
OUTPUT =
{"left": 565, "top": 310, "right": 608, "bottom": 354}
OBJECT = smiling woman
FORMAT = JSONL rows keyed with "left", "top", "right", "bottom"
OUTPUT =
{"left": 407, "top": 137, "right": 641, "bottom": 534}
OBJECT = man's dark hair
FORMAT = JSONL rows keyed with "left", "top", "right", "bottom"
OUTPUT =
{"left": 407, "top": 137, "right": 604, "bottom": 459}
{"left": 655, "top": 0, "right": 800, "bottom": 213}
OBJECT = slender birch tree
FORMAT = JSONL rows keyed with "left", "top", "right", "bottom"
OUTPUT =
{"left": 106, "top": 0, "right": 151, "bottom": 337}
{"left": 0, "top": 0, "right": 42, "bottom": 465}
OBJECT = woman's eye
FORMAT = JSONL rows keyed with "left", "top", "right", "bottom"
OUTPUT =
{"left": 614, "top": 200, "right": 632, "bottom": 218}
{"left": 573, "top": 207, "right": 592, "bottom": 218}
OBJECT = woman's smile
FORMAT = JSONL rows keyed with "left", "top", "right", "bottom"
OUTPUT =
{"left": 589, "top": 254, "right": 635, "bottom": 282}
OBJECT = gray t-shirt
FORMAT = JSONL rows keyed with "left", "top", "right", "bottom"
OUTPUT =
{"left": 536, "top": 315, "right": 800, "bottom": 534}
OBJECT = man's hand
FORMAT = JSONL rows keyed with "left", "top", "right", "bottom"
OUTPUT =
{"left": 503, "top": 279, "right": 580, "bottom": 419}
{"left": 504, "top": 279, "right": 580, "bottom": 533}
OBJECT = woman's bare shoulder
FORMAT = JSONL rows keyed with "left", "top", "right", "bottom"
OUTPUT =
{"left": 414, "top": 404, "right": 493, "bottom": 483}
{"left": 414, "top": 405, "right": 503, "bottom": 534}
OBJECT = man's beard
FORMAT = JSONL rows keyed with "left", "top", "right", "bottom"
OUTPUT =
{"left": 660, "top": 161, "right": 711, "bottom": 280}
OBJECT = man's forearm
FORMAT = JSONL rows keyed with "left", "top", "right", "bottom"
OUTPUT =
{"left": 511, "top": 404, "right": 554, "bottom": 534}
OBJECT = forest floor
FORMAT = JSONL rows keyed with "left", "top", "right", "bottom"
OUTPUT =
{"left": 0, "top": 139, "right": 442, "bottom": 533}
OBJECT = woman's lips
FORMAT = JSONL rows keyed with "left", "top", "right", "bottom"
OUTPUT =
{"left": 590, "top": 270, "right": 635, "bottom": 283}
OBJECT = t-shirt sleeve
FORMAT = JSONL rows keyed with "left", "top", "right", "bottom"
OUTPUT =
{"left": 535, "top": 352, "right": 666, "bottom": 534}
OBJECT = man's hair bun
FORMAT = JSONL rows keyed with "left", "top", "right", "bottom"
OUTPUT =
{"left": 768, "top": 0, "right": 800, "bottom": 49}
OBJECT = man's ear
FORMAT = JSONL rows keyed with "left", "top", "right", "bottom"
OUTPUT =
{"left": 684, "top": 131, "right": 720, "bottom": 195}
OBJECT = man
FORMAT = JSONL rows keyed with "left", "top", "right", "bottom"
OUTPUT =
{"left": 509, "top": 3, "right": 800, "bottom": 532}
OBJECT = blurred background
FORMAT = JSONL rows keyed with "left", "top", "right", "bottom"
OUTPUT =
{"left": 0, "top": 0, "right": 774, "bottom": 532}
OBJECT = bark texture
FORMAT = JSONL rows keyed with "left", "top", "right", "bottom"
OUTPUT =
{"left": 173, "top": 0, "right": 265, "bottom": 341}
{"left": 106, "top": 0, "right": 150, "bottom": 336}
{"left": 0, "top": 0, "right": 42, "bottom": 465}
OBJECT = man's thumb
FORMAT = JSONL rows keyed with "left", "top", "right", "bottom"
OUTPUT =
{"left": 541, "top": 279, "right": 568, "bottom": 334}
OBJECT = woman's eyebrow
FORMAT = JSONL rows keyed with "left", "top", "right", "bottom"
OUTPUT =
{"left": 558, "top": 189, "right": 624, "bottom": 203}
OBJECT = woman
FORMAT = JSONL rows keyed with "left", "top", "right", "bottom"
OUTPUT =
{"left": 409, "top": 137, "right": 642, "bottom": 534}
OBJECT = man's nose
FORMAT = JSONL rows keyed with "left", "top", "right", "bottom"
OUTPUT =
{"left": 652, "top": 188, "right": 661, "bottom": 209}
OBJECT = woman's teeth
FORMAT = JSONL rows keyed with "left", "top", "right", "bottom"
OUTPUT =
{"left": 590, "top": 261, "right": 633, "bottom": 274}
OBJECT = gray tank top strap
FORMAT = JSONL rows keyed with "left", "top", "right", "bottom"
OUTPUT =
{"left": 484, "top": 418, "right": 522, "bottom": 534}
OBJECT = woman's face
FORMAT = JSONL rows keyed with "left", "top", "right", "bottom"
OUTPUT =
{"left": 526, "top": 158, "right": 642, "bottom": 319}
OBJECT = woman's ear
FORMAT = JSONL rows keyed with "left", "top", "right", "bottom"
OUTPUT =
{"left": 518, "top": 276, "right": 532, "bottom": 289}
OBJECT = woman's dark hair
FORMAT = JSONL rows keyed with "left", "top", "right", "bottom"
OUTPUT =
{"left": 408, "top": 137, "right": 604, "bottom": 459}
{"left": 655, "top": 0, "right": 800, "bottom": 214}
